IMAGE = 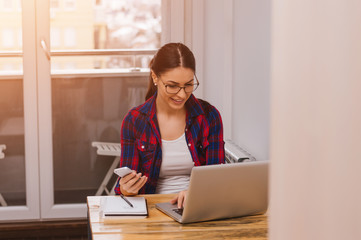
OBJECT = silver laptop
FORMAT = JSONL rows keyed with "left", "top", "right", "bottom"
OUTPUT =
{"left": 155, "top": 161, "right": 268, "bottom": 224}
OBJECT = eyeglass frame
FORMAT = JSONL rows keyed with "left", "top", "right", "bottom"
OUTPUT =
{"left": 158, "top": 75, "right": 200, "bottom": 94}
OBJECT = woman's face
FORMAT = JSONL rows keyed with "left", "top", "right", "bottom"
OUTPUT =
{"left": 153, "top": 67, "right": 195, "bottom": 112}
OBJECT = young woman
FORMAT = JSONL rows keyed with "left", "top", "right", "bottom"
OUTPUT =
{"left": 114, "top": 43, "right": 225, "bottom": 208}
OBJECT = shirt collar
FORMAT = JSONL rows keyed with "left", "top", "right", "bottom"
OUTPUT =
{"left": 138, "top": 92, "right": 157, "bottom": 119}
{"left": 185, "top": 94, "right": 204, "bottom": 118}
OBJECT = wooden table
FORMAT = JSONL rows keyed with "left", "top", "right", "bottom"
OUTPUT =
{"left": 87, "top": 194, "right": 268, "bottom": 240}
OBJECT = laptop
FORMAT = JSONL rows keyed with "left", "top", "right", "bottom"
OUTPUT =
{"left": 155, "top": 161, "right": 268, "bottom": 224}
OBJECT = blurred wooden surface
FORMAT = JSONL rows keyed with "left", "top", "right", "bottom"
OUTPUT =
{"left": 88, "top": 194, "right": 268, "bottom": 240}
{"left": 0, "top": 219, "right": 87, "bottom": 239}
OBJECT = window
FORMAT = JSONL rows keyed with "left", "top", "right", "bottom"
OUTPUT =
{"left": 0, "top": 0, "right": 187, "bottom": 221}
{"left": 50, "top": 0, "right": 59, "bottom": 10}
{"left": 17, "top": 0, "right": 21, "bottom": 11}
{"left": 64, "top": 62, "right": 75, "bottom": 69}
{"left": 2, "top": 0, "right": 12, "bottom": 11}
{"left": 3, "top": 63, "right": 14, "bottom": 70}
{"left": 51, "top": 0, "right": 161, "bottom": 71}
{"left": 64, "top": 27, "right": 76, "bottom": 47}
{"left": 50, "top": 0, "right": 59, "bottom": 19}
{"left": 2, "top": 28, "right": 14, "bottom": 48}
{"left": 51, "top": 62, "right": 60, "bottom": 70}
{"left": 51, "top": 27, "right": 61, "bottom": 47}
{"left": 17, "top": 28, "right": 22, "bottom": 48}
{"left": 64, "top": 0, "right": 76, "bottom": 11}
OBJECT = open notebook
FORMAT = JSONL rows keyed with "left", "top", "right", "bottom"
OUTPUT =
{"left": 101, "top": 196, "right": 148, "bottom": 218}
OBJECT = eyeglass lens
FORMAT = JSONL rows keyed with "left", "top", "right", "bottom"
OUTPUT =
{"left": 166, "top": 83, "right": 198, "bottom": 94}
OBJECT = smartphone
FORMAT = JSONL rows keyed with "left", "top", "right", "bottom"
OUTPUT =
{"left": 114, "top": 167, "right": 133, "bottom": 178}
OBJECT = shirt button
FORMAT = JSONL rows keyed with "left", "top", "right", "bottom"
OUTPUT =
{"left": 185, "top": 128, "right": 188, "bottom": 131}
{"left": 188, "top": 143, "right": 191, "bottom": 147}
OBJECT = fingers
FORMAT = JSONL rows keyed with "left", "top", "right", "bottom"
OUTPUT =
{"left": 182, "top": 194, "right": 187, "bottom": 208}
{"left": 170, "top": 196, "right": 178, "bottom": 204}
{"left": 177, "top": 192, "right": 186, "bottom": 209}
{"left": 126, "top": 173, "right": 142, "bottom": 186}
{"left": 127, "top": 175, "right": 147, "bottom": 193}
{"left": 170, "top": 190, "right": 188, "bottom": 209}
{"left": 119, "top": 170, "right": 136, "bottom": 185}
{"left": 119, "top": 171, "right": 148, "bottom": 195}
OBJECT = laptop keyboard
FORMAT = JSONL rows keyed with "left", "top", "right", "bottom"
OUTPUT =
{"left": 172, "top": 208, "right": 184, "bottom": 216}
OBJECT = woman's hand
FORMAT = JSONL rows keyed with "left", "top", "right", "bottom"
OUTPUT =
{"left": 119, "top": 171, "right": 148, "bottom": 196}
{"left": 170, "top": 190, "right": 188, "bottom": 209}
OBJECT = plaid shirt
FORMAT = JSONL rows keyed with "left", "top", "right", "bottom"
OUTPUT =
{"left": 114, "top": 93, "right": 225, "bottom": 194}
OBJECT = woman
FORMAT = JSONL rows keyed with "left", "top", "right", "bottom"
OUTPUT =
{"left": 114, "top": 42, "right": 225, "bottom": 208}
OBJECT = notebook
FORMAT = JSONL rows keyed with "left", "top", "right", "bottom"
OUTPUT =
{"left": 101, "top": 196, "right": 148, "bottom": 218}
{"left": 155, "top": 161, "right": 268, "bottom": 224}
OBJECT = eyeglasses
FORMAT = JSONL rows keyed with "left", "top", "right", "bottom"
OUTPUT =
{"left": 159, "top": 75, "right": 199, "bottom": 94}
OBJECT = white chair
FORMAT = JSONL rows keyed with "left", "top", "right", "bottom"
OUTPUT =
{"left": 0, "top": 144, "right": 7, "bottom": 206}
{"left": 91, "top": 142, "right": 121, "bottom": 196}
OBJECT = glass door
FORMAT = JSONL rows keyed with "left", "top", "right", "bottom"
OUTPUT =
{"left": 0, "top": 0, "right": 40, "bottom": 221}
{"left": 38, "top": 0, "right": 162, "bottom": 219}
{"left": 1, "top": 0, "right": 178, "bottom": 221}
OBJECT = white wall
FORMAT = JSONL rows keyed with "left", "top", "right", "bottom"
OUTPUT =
{"left": 191, "top": 1, "right": 361, "bottom": 238}
{"left": 270, "top": 0, "right": 361, "bottom": 239}
{"left": 232, "top": 0, "right": 270, "bottom": 161}
{"left": 198, "top": 0, "right": 271, "bottom": 160}
{"left": 203, "top": 0, "right": 226, "bottom": 117}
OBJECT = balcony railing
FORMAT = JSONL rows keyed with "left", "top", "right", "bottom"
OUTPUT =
{"left": 0, "top": 49, "right": 157, "bottom": 57}
{"left": 0, "top": 51, "right": 23, "bottom": 57}
{"left": 0, "top": 49, "right": 157, "bottom": 79}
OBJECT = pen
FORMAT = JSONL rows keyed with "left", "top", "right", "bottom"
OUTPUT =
{"left": 120, "top": 194, "right": 134, "bottom": 208}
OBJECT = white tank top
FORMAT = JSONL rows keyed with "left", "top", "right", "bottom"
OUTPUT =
{"left": 155, "top": 133, "right": 194, "bottom": 194}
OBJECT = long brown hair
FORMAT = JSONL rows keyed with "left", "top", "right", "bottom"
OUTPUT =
{"left": 145, "top": 43, "right": 196, "bottom": 100}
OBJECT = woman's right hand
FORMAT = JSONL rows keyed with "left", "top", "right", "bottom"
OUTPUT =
{"left": 119, "top": 171, "right": 148, "bottom": 196}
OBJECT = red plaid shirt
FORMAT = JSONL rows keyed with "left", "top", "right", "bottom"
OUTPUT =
{"left": 114, "top": 93, "right": 225, "bottom": 194}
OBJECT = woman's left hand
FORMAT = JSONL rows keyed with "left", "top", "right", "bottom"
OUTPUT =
{"left": 170, "top": 190, "right": 188, "bottom": 209}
